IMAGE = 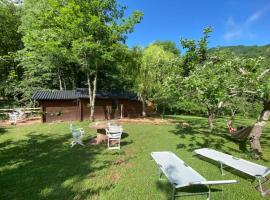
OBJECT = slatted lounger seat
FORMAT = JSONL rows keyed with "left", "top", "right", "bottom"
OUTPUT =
{"left": 151, "top": 152, "right": 238, "bottom": 200}
{"left": 194, "top": 148, "right": 270, "bottom": 196}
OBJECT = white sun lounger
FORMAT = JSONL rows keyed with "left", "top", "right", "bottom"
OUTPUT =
{"left": 194, "top": 148, "right": 270, "bottom": 196}
{"left": 151, "top": 152, "right": 238, "bottom": 200}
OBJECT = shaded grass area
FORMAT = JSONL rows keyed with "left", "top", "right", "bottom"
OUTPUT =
{"left": 0, "top": 115, "right": 269, "bottom": 200}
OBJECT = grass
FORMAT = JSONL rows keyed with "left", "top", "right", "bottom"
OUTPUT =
{"left": 0, "top": 115, "right": 269, "bottom": 200}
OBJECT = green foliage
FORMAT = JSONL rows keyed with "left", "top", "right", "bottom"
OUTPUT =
{"left": 0, "top": 0, "right": 268, "bottom": 124}
{"left": 210, "top": 45, "right": 270, "bottom": 117}
{"left": 173, "top": 27, "right": 232, "bottom": 127}
{"left": 230, "top": 56, "right": 270, "bottom": 111}
{"left": 180, "top": 26, "right": 212, "bottom": 77}
{"left": 223, "top": 96, "right": 262, "bottom": 118}
{"left": 0, "top": 0, "right": 23, "bottom": 100}
{"left": 173, "top": 100, "right": 207, "bottom": 115}
{"left": 18, "top": 0, "right": 143, "bottom": 105}
{"left": 212, "top": 44, "right": 270, "bottom": 68}
{"left": 152, "top": 40, "right": 180, "bottom": 55}
{"left": 185, "top": 52, "right": 231, "bottom": 105}
{"left": 130, "top": 44, "right": 180, "bottom": 114}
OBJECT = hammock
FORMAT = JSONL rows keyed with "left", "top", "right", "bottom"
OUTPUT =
{"left": 227, "top": 120, "right": 253, "bottom": 140}
{"left": 230, "top": 126, "right": 253, "bottom": 140}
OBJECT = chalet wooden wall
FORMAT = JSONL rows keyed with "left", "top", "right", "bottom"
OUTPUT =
{"left": 41, "top": 100, "right": 80, "bottom": 122}
{"left": 118, "top": 99, "right": 142, "bottom": 118}
{"left": 40, "top": 98, "right": 142, "bottom": 122}
{"left": 81, "top": 99, "right": 142, "bottom": 121}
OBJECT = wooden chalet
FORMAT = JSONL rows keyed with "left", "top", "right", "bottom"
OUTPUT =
{"left": 32, "top": 88, "right": 142, "bottom": 123}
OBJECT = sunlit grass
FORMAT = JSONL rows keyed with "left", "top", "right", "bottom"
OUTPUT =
{"left": 0, "top": 115, "right": 269, "bottom": 200}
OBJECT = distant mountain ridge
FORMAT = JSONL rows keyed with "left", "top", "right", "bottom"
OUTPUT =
{"left": 211, "top": 44, "right": 270, "bottom": 66}
{"left": 212, "top": 44, "right": 269, "bottom": 57}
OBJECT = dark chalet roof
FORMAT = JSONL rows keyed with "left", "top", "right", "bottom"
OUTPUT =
{"left": 32, "top": 88, "right": 139, "bottom": 101}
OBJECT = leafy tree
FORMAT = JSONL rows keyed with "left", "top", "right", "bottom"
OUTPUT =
{"left": 18, "top": 0, "right": 79, "bottom": 105}
{"left": 230, "top": 57, "right": 270, "bottom": 157}
{"left": 178, "top": 28, "right": 269, "bottom": 156}
{"left": 68, "top": 0, "right": 143, "bottom": 121}
{"left": 212, "top": 44, "right": 270, "bottom": 68}
{"left": 152, "top": 40, "right": 180, "bottom": 55}
{"left": 0, "top": 0, "right": 23, "bottom": 101}
{"left": 131, "top": 44, "right": 180, "bottom": 116}
{"left": 180, "top": 27, "right": 212, "bottom": 77}
{"left": 177, "top": 27, "right": 230, "bottom": 128}
{"left": 19, "top": 0, "right": 143, "bottom": 119}
{"left": 182, "top": 50, "right": 235, "bottom": 128}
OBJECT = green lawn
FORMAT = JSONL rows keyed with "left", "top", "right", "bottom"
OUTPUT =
{"left": 0, "top": 115, "right": 269, "bottom": 200}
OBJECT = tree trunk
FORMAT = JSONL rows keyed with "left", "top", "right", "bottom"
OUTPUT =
{"left": 71, "top": 63, "right": 77, "bottom": 89}
{"left": 120, "top": 104, "right": 123, "bottom": 119}
{"left": 207, "top": 107, "right": 215, "bottom": 129}
{"left": 58, "top": 68, "right": 63, "bottom": 90}
{"left": 230, "top": 108, "right": 237, "bottom": 120}
{"left": 87, "top": 74, "right": 93, "bottom": 121}
{"left": 63, "top": 79, "right": 66, "bottom": 90}
{"left": 72, "top": 79, "right": 75, "bottom": 90}
{"left": 249, "top": 101, "right": 270, "bottom": 158}
{"left": 162, "top": 103, "right": 165, "bottom": 119}
{"left": 87, "top": 61, "right": 98, "bottom": 122}
{"left": 90, "top": 72, "right": 97, "bottom": 122}
{"left": 142, "top": 97, "right": 147, "bottom": 117}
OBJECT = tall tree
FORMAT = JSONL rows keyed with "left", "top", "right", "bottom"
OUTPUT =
{"left": 152, "top": 40, "right": 180, "bottom": 55}
{"left": 19, "top": 0, "right": 143, "bottom": 118}
{"left": 131, "top": 44, "right": 179, "bottom": 116}
{"left": 182, "top": 50, "right": 235, "bottom": 129}
{"left": 69, "top": 0, "right": 143, "bottom": 121}
{"left": 19, "top": 0, "right": 78, "bottom": 104}
{"left": 177, "top": 27, "right": 229, "bottom": 128}
{"left": 230, "top": 57, "right": 270, "bottom": 158}
{"left": 0, "top": 0, "right": 23, "bottom": 101}
{"left": 180, "top": 27, "right": 212, "bottom": 77}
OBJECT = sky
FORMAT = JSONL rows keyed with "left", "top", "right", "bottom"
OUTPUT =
{"left": 119, "top": 0, "right": 270, "bottom": 48}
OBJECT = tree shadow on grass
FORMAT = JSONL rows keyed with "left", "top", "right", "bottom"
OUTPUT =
{"left": 121, "top": 139, "right": 133, "bottom": 147}
{"left": 0, "top": 126, "right": 7, "bottom": 135}
{"left": 172, "top": 124, "right": 227, "bottom": 152}
{"left": 121, "top": 132, "right": 129, "bottom": 139}
{"left": 171, "top": 118, "right": 252, "bottom": 154}
{"left": 170, "top": 118, "right": 210, "bottom": 136}
{"left": 0, "top": 132, "right": 116, "bottom": 200}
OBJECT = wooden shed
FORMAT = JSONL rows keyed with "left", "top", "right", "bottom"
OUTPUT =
{"left": 32, "top": 89, "right": 142, "bottom": 123}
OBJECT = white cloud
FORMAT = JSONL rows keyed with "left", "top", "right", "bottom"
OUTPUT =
{"left": 247, "top": 11, "right": 262, "bottom": 23}
{"left": 223, "top": 5, "right": 270, "bottom": 41}
{"left": 224, "top": 30, "right": 242, "bottom": 41}
{"left": 224, "top": 17, "right": 243, "bottom": 41}
{"left": 246, "top": 5, "right": 270, "bottom": 24}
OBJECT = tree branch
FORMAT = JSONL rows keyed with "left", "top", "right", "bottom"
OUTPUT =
{"left": 257, "top": 69, "right": 270, "bottom": 80}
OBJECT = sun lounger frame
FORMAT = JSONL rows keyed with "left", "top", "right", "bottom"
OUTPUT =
{"left": 194, "top": 148, "right": 270, "bottom": 196}
{"left": 151, "top": 151, "right": 238, "bottom": 200}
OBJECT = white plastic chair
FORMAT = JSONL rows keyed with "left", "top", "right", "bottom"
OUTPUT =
{"left": 106, "top": 125, "right": 123, "bottom": 150}
{"left": 8, "top": 112, "right": 18, "bottom": 125}
{"left": 70, "top": 124, "right": 84, "bottom": 147}
{"left": 8, "top": 109, "right": 26, "bottom": 125}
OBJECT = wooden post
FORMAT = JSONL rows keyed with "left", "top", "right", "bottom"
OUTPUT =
{"left": 78, "top": 99, "right": 83, "bottom": 121}
{"left": 120, "top": 104, "right": 123, "bottom": 119}
{"left": 40, "top": 102, "right": 46, "bottom": 123}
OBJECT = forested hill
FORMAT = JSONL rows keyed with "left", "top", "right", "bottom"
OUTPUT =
{"left": 211, "top": 44, "right": 270, "bottom": 66}
{"left": 212, "top": 44, "right": 270, "bottom": 57}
